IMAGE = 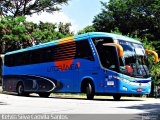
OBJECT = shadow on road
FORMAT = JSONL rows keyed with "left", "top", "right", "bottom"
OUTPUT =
{"left": 49, "top": 96, "right": 144, "bottom": 101}
{"left": 0, "top": 102, "right": 8, "bottom": 105}
{"left": 2, "top": 93, "right": 145, "bottom": 101}
{"left": 119, "top": 102, "right": 160, "bottom": 120}
{"left": 119, "top": 102, "right": 160, "bottom": 113}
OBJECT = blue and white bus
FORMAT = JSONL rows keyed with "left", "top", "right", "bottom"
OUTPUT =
{"left": 2, "top": 32, "right": 158, "bottom": 100}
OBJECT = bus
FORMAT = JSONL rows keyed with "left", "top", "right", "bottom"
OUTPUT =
{"left": 2, "top": 32, "right": 159, "bottom": 100}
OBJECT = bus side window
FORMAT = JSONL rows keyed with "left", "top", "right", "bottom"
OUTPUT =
{"left": 29, "top": 46, "right": 54, "bottom": 64}
{"left": 75, "top": 40, "right": 94, "bottom": 61}
{"left": 30, "top": 50, "right": 41, "bottom": 64}
{"left": 5, "top": 55, "right": 13, "bottom": 67}
{"left": 18, "top": 52, "right": 30, "bottom": 66}
{"left": 42, "top": 47, "right": 54, "bottom": 62}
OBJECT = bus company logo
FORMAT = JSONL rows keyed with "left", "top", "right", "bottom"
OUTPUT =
{"left": 53, "top": 37, "right": 80, "bottom": 71}
{"left": 47, "top": 62, "right": 80, "bottom": 72}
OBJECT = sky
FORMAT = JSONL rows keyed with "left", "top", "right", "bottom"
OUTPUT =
{"left": 26, "top": 0, "right": 109, "bottom": 33}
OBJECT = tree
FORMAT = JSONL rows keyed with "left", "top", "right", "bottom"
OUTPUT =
{"left": 58, "top": 22, "right": 73, "bottom": 36}
{"left": 0, "top": 16, "right": 73, "bottom": 53}
{"left": 78, "top": 25, "right": 95, "bottom": 34}
{"left": 0, "top": 16, "right": 33, "bottom": 53}
{"left": 32, "top": 22, "right": 68, "bottom": 43}
{"left": 93, "top": 0, "right": 160, "bottom": 53}
{"left": 93, "top": 0, "right": 160, "bottom": 36}
{"left": 0, "top": 0, "right": 69, "bottom": 17}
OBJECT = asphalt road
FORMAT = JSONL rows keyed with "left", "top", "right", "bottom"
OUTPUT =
{"left": 0, "top": 93, "right": 160, "bottom": 115}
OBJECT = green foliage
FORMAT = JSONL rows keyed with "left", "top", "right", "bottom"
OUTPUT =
{"left": 93, "top": 0, "right": 160, "bottom": 54}
{"left": 0, "top": 16, "right": 73, "bottom": 53}
{"left": 93, "top": 0, "right": 160, "bottom": 36}
{"left": 151, "top": 62, "right": 160, "bottom": 85}
{"left": 142, "top": 38, "right": 160, "bottom": 85}
{"left": 0, "top": 16, "right": 29, "bottom": 53}
{"left": 111, "top": 27, "right": 122, "bottom": 35}
{"left": 78, "top": 25, "right": 96, "bottom": 34}
{"left": 58, "top": 22, "right": 73, "bottom": 36}
{"left": 0, "top": 0, "right": 69, "bottom": 17}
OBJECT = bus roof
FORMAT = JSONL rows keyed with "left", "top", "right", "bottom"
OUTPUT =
{"left": 87, "top": 32, "right": 141, "bottom": 44}
{"left": 5, "top": 32, "right": 141, "bottom": 55}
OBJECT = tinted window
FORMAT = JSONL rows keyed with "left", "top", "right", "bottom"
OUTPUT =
{"left": 30, "top": 46, "right": 54, "bottom": 64}
{"left": 30, "top": 50, "right": 42, "bottom": 64}
{"left": 99, "top": 46, "right": 119, "bottom": 71}
{"left": 75, "top": 40, "right": 94, "bottom": 61}
{"left": 92, "top": 37, "right": 119, "bottom": 71}
{"left": 5, "top": 55, "right": 14, "bottom": 66}
{"left": 4, "top": 39, "right": 94, "bottom": 67}
{"left": 5, "top": 46, "right": 54, "bottom": 67}
{"left": 53, "top": 41, "right": 76, "bottom": 61}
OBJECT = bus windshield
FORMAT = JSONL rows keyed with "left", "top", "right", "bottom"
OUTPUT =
{"left": 118, "top": 40, "right": 150, "bottom": 78}
{"left": 92, "top": 37, "right": 150, "bottom": 78}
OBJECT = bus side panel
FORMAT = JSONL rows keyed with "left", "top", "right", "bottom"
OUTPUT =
{"left": 2, "top": 74, "right": 57, "bottom": 93}
{"left": 3, "top": 75, "right": 18, "bottom": 92}
{"left": 2, "top": 63, "right": 58, "bottom": 93}
{"left": 3, "top": 61, "right": 79, "bottom": 93}
{"left": 73, "top": 59, "right": 97, "bottom": 92}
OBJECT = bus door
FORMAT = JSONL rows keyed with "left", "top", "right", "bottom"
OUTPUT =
{"left": 100, "top": 45, "right": 120, "bottom": 92}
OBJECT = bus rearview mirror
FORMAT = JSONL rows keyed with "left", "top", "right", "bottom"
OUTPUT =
{"left": 145, "top": 50, "right": 159, "bottom": 63}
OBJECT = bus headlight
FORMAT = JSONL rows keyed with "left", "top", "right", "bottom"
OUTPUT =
{"left": 122, "top": 86, "right": 128, "bottom": 91}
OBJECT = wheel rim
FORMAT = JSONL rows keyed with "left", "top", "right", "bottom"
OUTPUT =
{"left": 18, "top": 84, "right": 23, "bottom": 94}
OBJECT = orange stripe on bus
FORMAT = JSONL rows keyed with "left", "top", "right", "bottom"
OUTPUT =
{"left": 55, "top": 36, "right": 76, "bottom": 71}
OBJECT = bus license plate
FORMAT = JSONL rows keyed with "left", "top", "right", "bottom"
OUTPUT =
{"left": 137, "top": 88, "right": 142, "bottom": 92}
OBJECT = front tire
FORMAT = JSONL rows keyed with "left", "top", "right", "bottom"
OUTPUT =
{"left": 38, "top": 92, "right": 51, "bottom": 98}
{"left": 86, "top": 82, "right": 95, "bottom": 100}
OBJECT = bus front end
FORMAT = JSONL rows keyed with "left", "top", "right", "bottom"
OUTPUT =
{"left": 92, "top": 35, "right": 158, "bottom": 100}
{"left": 114, "top": 73, "right": 151, "bottom": 95}
{"left": 116, "top": 39, "right": 157, "bottom": 95}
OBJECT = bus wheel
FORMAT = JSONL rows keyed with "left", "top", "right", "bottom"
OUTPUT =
{"left": 86, "top": 82, "right": 95, "bottom": 100}
{"left": 113, "top": 94, "right": 121, "bottom": 101}
{"left": 17, "top": 82, "right": 25, "bottom": 96}
{"left": 38, "top": 92, "right": 50, "bottom": 98}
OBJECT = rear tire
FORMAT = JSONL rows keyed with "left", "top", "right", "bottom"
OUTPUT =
{"left": 17, "top": 82, "right": 25, "bottom": 96}
{"left": 86, "top": 82, "right": 95, "bottom": 100}
{"left": 38, "top": 92, "right": 50, "bottom": 98}
{"left": 113, "top": 94, "right": 121, "bottom": 101}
